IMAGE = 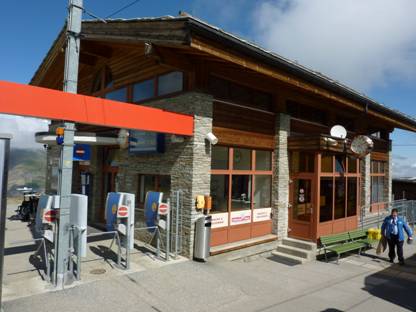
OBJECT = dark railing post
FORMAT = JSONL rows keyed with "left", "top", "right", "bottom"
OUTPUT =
{"left": 0, "top": 134, "right": 11, "bottom": 312}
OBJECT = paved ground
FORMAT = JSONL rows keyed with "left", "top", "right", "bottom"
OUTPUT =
{"left": 3, "top": 202, "right": 416, "bottom": 311}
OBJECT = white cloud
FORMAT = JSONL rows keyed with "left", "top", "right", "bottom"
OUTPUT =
{"left": 253, "top": 0, "right": 416, "bottom": 92}
{"left": 0, "top": 115, "right": 48, "bottom": 149}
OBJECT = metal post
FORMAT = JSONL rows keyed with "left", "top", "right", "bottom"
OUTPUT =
{"left": 55, "top": 0, "right": 83, "bottom": 289}
{"left": 0, "top": 135, "right": 11, "bottom": 312}
{"left": 166, "top": 199, "right": 170, "bottom": 261}
{"left": 174, "top": 191, "right": 180, "bottom": 258}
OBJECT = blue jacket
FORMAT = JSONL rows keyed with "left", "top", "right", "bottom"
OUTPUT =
{"left": 381, "top": 216, "right": 413, "bottom": 241}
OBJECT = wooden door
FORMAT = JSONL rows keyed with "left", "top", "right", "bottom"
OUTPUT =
{"left": 289, "top": 177, "right": 314, "bottom": 240}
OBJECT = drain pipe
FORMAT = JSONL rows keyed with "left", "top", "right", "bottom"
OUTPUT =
{"left": 0, "top": 134, "right": 11, "bottom": 312}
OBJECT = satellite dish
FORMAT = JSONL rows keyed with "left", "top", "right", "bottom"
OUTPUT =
{"left": 330, "top": 125, "right": 347, "bottom": 139}
{"left": 350, "top": 135, "right": 374, "bottom": 157}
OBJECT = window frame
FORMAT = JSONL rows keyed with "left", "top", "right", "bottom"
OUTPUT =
{"left": 210, "top": 147, "right": 273, "bottom": 215}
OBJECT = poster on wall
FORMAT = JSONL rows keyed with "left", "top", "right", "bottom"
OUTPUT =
{"left": 253, "top": 208, "right": 272, "bottom": 222}
{"left": 211, "top": 213, "right": 229, "bottom": 229}
{"left": 230, "top": 210, "right": 251, "bottom": 226}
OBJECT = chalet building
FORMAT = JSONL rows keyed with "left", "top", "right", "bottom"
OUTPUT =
{"left": 30, "top": 15, "right": 416, "bottom": 258}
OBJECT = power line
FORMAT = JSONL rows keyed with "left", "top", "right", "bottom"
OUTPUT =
{"left": 106, "top": 0, "right": 142, "bottom": 19}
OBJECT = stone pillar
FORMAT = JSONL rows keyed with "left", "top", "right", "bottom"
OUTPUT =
{"left": 360, "top": 154, "right": 371, "bottom": 216}
{"left": 272, "top": 113, "right": 290, "bottom": 240}
{"left": 385, "top": 151, "right": 393, "bottom": 203}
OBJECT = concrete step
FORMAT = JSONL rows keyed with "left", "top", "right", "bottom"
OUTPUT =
{"left": 276, "top": 245, "right": 311, "bottom": 259}
{"left": 270, "top": 250, "right": 307, "bottom": 265}
{"left": 282, "top": 238, "right": 317, "bottom": 251}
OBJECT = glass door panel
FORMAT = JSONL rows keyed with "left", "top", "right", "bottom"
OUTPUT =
{"left": 293, "top": 179, "right": 312, "bottom": 222}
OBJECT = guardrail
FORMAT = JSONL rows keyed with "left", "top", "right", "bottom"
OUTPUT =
{"left": 360, "top": 199, "right": 416, "bottom": 229}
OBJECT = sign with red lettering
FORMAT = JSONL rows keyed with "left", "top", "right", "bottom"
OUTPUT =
{"left": 117, "top": 206, "right": 129, "bottom": 218}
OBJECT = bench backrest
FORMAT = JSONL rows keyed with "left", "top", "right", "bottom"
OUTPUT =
{"left": 348, "top": 229, "right": 367, "bottom": 241}
{"left": 319, "top": 232, "right": 350, "bottom": 247}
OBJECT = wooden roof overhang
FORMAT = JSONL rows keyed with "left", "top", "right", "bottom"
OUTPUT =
{"left": 30, "top": 16, "right": 416, "bottom": 133}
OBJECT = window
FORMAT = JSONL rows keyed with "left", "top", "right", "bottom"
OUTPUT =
{"left": 233, "top": 148, "right": 251, "bottom": 170}
{"left": 105, "top": 87, "right": 127, "bottom": 102}
{"left": 318, "top": 153, "right": 360, "bottom": 222}
{"left": 138, "top": 174, "right": 171, "bottom": 205}
{"left": 211, "top": 146, "right": 228, "bottom": 170}
{"left": 254, "top": 175, "right": 271, "bottom": 208}
{"left": 293, "top": 179, "right": 312, "bottom": 221}
{"left": 210, "top": 175, "right": 229, "bottom": 213}
{"left": 320, "top": 178, "right": 333, "bottom": 222}
{"left": 208, "top": 75, "right": 273, "bottom": 111}
{"left": 231, "top": 175, "right": 251, "bottom": 211}
{"left": 157, "top": 71, "right": 183, "bottom": 96}
{"left": 256, "top": 150, "right": 272, "bottom": 171}
{"left": 370, "top": 160, "right": 387, "bottom": 204}
{"left": 133, "top": 79, "right": 154, "bottom": 102}
{"left": 210, "top": 147, "right": 273, "bottom": 215}
{"left": 286, "top": 101, "right": 328, "bottom": 124}
{"left": 291, "top": 152, "right": 314, "bottom": 173}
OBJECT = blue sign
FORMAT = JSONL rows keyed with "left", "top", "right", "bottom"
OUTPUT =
{"left": 106, "top": 192, "right": 121, "bottom": 231}
{"left": 129, "top": 131, "right": 165, "bottom": 154}
{"left": 73, "top": 144, "right": 91, "bottom": 161}
{"left": 144, "top": 191, "right": 162, "bottom": 232}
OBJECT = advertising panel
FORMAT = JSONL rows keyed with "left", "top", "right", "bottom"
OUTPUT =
{"left": 253, "top": 208, "right": 272, "bottom": 222}
{"left": 129, "top": 131, "right": 165, "bottom": 154}
{"left": 211, "top": 212, "right": 229, "bottom": 229}
{"left": 230, "top": 210, "right": 251, "bottom": 226}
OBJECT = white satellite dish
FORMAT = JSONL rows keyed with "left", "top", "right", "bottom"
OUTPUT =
{"left": 330, "top": 125, "right": 347, "bottom": 139}
{"left": 350, "top": 135, "right": 374, "bottom": 157}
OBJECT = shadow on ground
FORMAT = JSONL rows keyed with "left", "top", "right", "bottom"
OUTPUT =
{"left": 363, "top": 253, "right": 416, "bottom": 311}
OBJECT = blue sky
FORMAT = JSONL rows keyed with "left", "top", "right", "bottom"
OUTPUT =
{"left": 1, "top": 0, "right": 416, "bottom": 176}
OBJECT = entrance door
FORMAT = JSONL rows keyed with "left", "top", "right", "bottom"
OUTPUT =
{"left": 289, "top": 178, "right": 314, "bottom": 240}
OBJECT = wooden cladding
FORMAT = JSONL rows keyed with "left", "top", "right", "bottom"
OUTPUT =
{"left": 213, "top": 101, "right": 275, "bottom": 135}
{"left": 213, "top": 127, "right": 274, "bottom": 150}
{"left": 371, "top": 151, "right": 389, "bottom": 161}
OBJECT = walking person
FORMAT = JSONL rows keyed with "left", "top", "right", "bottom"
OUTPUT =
{"left": 381, "top": 208, "right": 413, "bottom": 265}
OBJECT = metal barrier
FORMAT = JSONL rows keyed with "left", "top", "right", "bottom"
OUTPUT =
{"left": 360, "top": 199, "right": 416, "bottom": 229}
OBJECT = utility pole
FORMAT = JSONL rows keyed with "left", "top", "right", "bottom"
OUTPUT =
{"left": 55, "top": 0, "right": 83, "bottom": 288}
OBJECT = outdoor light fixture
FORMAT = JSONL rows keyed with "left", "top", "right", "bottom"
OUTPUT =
{"left": 205, "top": 132, "right": 218, "bottom": 145}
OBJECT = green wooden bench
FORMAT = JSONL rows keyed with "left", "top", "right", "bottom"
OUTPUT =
{"left": 348, "top": 229, "right": 375, "bottom": 247}
{"left": 319, "top": 230, "right": 370, "bottom": 263}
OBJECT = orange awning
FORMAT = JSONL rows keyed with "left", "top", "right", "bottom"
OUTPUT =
{"left": 0, "top": 80, "right": 193, "bottom": 136}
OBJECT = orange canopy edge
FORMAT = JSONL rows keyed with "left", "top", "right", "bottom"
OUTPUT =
{"left": 0, "top": 80, "right": 194, "bottom": 136}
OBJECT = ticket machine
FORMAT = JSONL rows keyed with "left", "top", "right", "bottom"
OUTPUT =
{"left": 105, "top": 192, "right": 135, "bottom": 250}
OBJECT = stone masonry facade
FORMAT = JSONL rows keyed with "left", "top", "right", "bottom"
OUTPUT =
{"left": 360, "top": 154, "right": 371, "bottom": 216}
{"left": 115, "top": 91, "right": 213, "bottom": 258}
{"left": 272, "top": 113, "right": 290, "bottom": 240}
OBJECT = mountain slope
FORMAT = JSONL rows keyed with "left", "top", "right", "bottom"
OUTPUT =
{"left": 7, "top": 148, "right": 46, "bottom": 197}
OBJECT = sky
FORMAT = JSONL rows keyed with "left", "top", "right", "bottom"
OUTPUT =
{"left": 0, "top": 0, "right": 416, "bottom": 176}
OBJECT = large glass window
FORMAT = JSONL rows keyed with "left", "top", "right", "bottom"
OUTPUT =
{"left": 133, "top": 79, "right": 155, "bottom": 102}
{"left": 210, "top": 148, "right": 272, "bottom": 218}
{"left": 233, "top": 148, "right": 251, "bottom": 170}
{"left": 334, "top": 178, "right": 346, "bottom": 219}
{"left": 321, "top": 154, "right": 333, "bottom": 173}
{"left": 211, "top": 146, "right": 228, "bottom": 170}
{"left": 254, "top": 176, "right": 271, "bottom": 208}
{"left": 157, "top": 71, "right": 183, "bottom": 96}
{"left": 347, "top": 178, "right": 357, "bottom": 217}
{"left": 291, "top": 152, "right": 314, "bottom": 173}
{"left": 348, "top": 156, "right": 358, "bottom": 173}
{"left": 231, "top": 175, "right": 251, "bottom": 211}
{"left": 210, "top": 175, "right": 229, "bottom": 213}
{"left": 320, "top": 178, "right": 333, "bottom": 222}
{"left": 335, "top": 155, "right": 345, "bottom": 174}
{"left": 370, "top": 160, "right": 387, "bottom": 204}
{"left": 105, "top": 87, "right": 127, "bottom": 102}
{"left": 256, "top": 150, "right": 272, "bottom": 171}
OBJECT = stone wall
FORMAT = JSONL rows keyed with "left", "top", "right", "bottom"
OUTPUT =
{"left": 272, "top": 113, "right": 290, "bottom": 240}
{"left": 115, "top": 92, "right": 213, "bottom": 258}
